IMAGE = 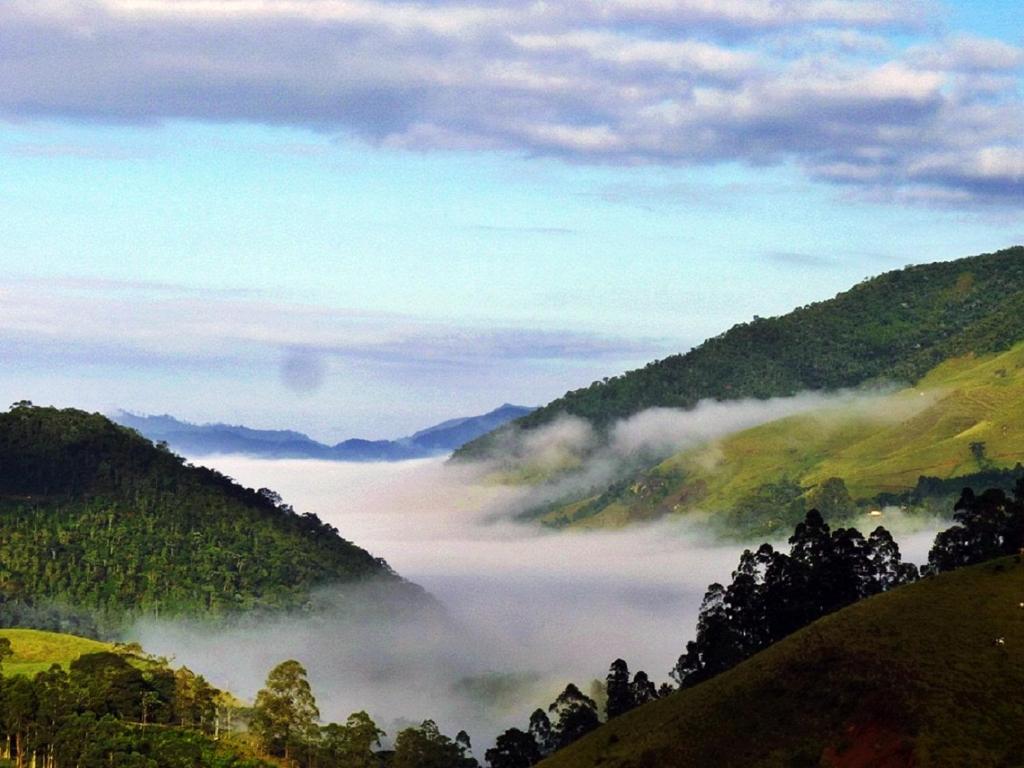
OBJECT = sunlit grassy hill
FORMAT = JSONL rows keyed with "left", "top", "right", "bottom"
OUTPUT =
{"left": 546, "top": 341, "right": 1024, "bottom": 532}
{"left": 543, "top": 555, "right": 1024, "bottom": 768}
{"left": 0, "top": 628, "right": 113, "bottom": 677}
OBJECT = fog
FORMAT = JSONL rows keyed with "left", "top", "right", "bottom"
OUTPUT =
{"left": 130, "top": 395, "right": 944, "bottom": 748}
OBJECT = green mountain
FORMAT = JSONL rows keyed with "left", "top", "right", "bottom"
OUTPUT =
{"left": 547, "top": 340, "right": 1024, "bottom": 533}
{"left": 542, "top": 554, "right": 1024, "bottom": 768}
{"left": 0, "top": 403, "right": 422, "bottom": 635}
{"left": 456, "top": 245, "right": 1024, "bottom": 461}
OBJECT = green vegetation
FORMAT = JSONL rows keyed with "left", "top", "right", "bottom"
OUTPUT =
{"left": 0, "top": 630, "right": 270, "bottom": 767}
{"left": 0, "top": 635, "right": 483, "bottom": 768}
{"left": 540, "top": 552, "right": 1024, "bottom": 768}
{"left": 0, "top": 629, "right": 113, "bottom": 678}
{"left": 0, "top": 403, "right": 416, "bottom": 635}
{"left": 458, "top": 246, "right": 1024, "bottom": 461}
{"left": 541, "top": 339, "right": 1024, "bottom": 534}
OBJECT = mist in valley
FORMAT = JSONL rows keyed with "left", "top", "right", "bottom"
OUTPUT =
{"left": 131, "top": 396, "right": 946, "bottom": 748}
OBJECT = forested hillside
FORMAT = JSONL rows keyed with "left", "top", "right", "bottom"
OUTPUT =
{"left": 0, "top": 403, "right": 418, "bottom": 635}
{"left": 542, "top": 340, "right": 1024, "bottom": 533}
{"left": 540, "top": 552, "right": 1024, "bottom": 768}
{"left": 457, "top": 246, "right": 1024, "bottom": 459}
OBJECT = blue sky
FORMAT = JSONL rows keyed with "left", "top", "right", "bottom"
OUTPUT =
{"left": 1, "top": 0, "right": 1021, "bottom": 438}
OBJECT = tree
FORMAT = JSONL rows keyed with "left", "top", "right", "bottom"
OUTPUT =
{"left": 485, "top": 728, "right": 540, "bottom": 768}
{"left": 527, "top": 709, "right": 554, "bottom": 757}
{"left": 320, "top": 710, "right": 384, "bottom": 768}
{"left": 548, "top": 684, "right": 600, "bottom": 750}
{"left": 630, "top": 671, "right": 658, "bottom": 707}
{"left": 455, "top": 730, "right": 480, "bottom": 768}
{"left": 393, "top": 720, "right": 463, "bottom": 768}
{"left": 672, "top": 511, "right": 917, "bottom": 691}
{"left": 807, "top": 478, "right": 855, "bottom": 522}
{"left": 252, "top": 660, "right": 320, "bottom": 762}
{"left": 604, "top": 659, "right": 633, "bottom": 719}
{"left": 929, "top": 485, "right": 1024, "bottom": 571}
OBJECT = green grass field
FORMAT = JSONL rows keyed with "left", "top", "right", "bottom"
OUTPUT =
{"left": 0, "top": 628, "right": 114, "bottom": 677}
{"left": 546, "top": 341, "right": 1024, "bottom": 530}
{"left": 542, "top": 555, "right": 1024, "bottom": 768}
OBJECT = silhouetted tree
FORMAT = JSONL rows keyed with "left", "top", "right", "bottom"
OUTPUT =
{"left": 929, "top": 484, "right": 1024, "bottom": 571}
{"left": 630, "top": 671, "right": 658, "bottom": 707}
{"left": 393, "top": 720, "right": 466, "bottom": 768}
{"left": 548, "top": 684, "right": 600, "bottom": 750}
{"left": 485, "top": 728, "right": 540, "bottom": 768}
{"left": 605, "top": 659, "right": 633, "bottom": 719}
{"left": 672, "top": 510, "right": 917, "bottom": 689}
{"left": 528, "top": 709, "right": 554, "bottom": 757}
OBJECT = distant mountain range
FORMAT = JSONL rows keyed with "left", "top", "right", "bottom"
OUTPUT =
{"left": 112, "top": 403, "right": 534, "bottom": 461}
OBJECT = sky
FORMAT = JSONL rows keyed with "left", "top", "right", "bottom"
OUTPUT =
{"left": 1, "top": 0, "right": 1022, "bottom": 439}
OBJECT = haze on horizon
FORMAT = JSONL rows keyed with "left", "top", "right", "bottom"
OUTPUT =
{"left": 1, "top": 0, "right": 1022, "bottom": 439}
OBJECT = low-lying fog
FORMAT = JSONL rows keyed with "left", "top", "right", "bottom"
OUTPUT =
{"left": 131, "top": 397, "right": 945, "bottom": 748}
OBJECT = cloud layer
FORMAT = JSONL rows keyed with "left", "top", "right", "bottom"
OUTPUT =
{"left": 2, "top": 0, "right": 1022, "bottom": 206}
{"left": 132, "top": 452, "right": 945, "bottom": 748}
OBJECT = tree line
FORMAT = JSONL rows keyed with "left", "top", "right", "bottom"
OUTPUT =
{"left": 484, "top": 480, "right": 1024, "bottom": 766}
{"left": 0, "top": 640, "right": 268, "bottom": 768}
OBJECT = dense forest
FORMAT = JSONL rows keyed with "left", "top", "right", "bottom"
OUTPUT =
{"left": 456, "top": 246, "right": 1024, "bottom": 459}
{"left": 0, "top": 404, "right": 421, "bottom": 635}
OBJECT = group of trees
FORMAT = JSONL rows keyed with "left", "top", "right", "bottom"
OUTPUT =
{"left": 928, "top": 482, "right": 1024, "bottom": 571}
{"left": 368, "top": 483, "right": 1024, "bottom": 768}
{"left": 0, "top": 642, "right": 261, "bottom": 768}
{"left": 486, "top": 660, "right": 671, "bottom": 768}
{"left": 249, "top": 660, "right": 477, "bottom": 768}
{"left": 0, "top": 404, "right": 406, "bottom": 635}
{"left": 671, "top": 511, "right": 918, "bottom": 688}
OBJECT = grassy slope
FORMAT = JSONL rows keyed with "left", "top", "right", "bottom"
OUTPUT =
{"left": 0, "top": 628, "right": 113, "bottom": 677}
{"left": 551, "top": 341, "right": 1024, "bottom": 529}
{"left": 542, "top": 556, "right": 1024, "bottom": 768}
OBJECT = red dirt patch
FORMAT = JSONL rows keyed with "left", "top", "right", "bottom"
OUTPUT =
{"left": 821, "top": 721, "right": 914, "bottom": 768}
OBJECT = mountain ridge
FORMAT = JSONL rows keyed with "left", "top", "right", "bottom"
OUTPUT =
{"left": 114, "top": 403, "right": 534, "bottom": 461}
{"left": 456, "top": 246, "right": 1024, "bottom": 461}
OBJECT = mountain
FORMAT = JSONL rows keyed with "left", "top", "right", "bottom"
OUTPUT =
{"left": 0, "top": 402, "right": 425, "bottom": 635}
{"left": 456, "top": 245, "right": 1024, "bottom": 461}
{"left": 114, "top": 403, "right": 534, "bottom": 461}
{"left": 542, "top": 553, "right": 1024, "bottom": 768}
{"left": 451, "top": 246, "right": 1024, "bottom": 533}
{"left": 543, "top": 339, "right": 1024, "bottom": 533}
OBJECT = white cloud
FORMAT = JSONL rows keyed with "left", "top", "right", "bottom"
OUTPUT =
{"left": 0, "top": 0, "right": 1019, "bottom": 205}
